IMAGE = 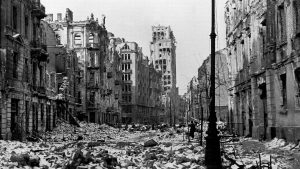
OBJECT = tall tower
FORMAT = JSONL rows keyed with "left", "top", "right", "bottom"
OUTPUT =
{"left": 150, "top": 26, "right": 176, "bottom": 94}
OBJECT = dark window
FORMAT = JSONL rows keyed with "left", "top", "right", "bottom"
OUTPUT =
{"left": 25, "top": 101, "right": 29, "bottom": 133}
{"left": 74, "top": 33, "right": 82, "bottom": 45}
{"left": 41, "top": 104, "right": 44, "bottom": 127}
{"left": 77, "top": 92, "right": 81, "bottom": 104}
{"left": 90, "top": 54, "right": 95, "bottom": 67}
{"left": 13, "top": 6, "right": 17, "bottom": 30}
{"left": 39, "top": 66, "right": 43, "bottom": 86}
{"left": 24, "top": 58, "right": 29, "bottom": 82}
{"left": 280, "top": 74, "right": 287, "bottom": 108}
{"left": 90, "top": 72, "right": 94, "bottom": 84}
{"left": 13, "top": 52, "right": 18, "bottom": 78}
{"left": 278, "top": 4, "right": 287, "bottom": 42}
{"left": 11, "top": 99, "right": 19, "bottom": 137}
{"left": 294, "top": 1, "right": 300, "bottom": 34}
{"left": 25, "top": 16, "right": 29, "bottom": 37}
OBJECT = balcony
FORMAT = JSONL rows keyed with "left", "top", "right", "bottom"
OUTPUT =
{"left": 123, "top": 80, "right": 133, "bottom": 84}
{"left": 30, "top": 41, "right": 48, "bottom": 62}
{"left": 31, "top": 0, "right": 46, "bottom": 19}
{"left": 122, "top": 69, "right": 132, "bottom": 74}
{"left": 122, "top": 59, "right": 132, "bottom": 64}
{"left": 87, "top": 43, "right": 100, "bottom": 50}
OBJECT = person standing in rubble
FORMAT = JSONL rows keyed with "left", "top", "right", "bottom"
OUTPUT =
{"left": 189, "top": 121, "right": 196, "bottom": 139}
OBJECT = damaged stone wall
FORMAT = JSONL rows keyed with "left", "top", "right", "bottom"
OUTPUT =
{"left": 0, "top": 0, "right": 49, "bottom": 140}
{"left": 225, "top": 0, "right": 267, "bottom": 137}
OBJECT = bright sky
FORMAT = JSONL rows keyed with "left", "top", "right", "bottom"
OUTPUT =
{"left": 41, "top": 0, "right": 227, "bottom": 95}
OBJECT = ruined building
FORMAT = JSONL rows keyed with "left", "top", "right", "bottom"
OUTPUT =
{"left": 41, "top": 20, "right": 79, "bottom": 128}
{"left": 150, "top": 25, "right": 178, "bottom": 124}
{"left": 46, "top": 9, "right": 109, "bottom": 123}
{"left": 119, "top": 41, "right": 163, "bottom": 124}
{"left": 225, "top": 0, "right": 267, "bottom": 138}
{"left": 0, "top": 0, "right": 48, "bottom": 140}
{"left": 225, "top": 0, "right": 300, "bottom": 142}
{"left": 150, "top": 26, "right": 176, "bottom": 94}
{"left": 100, "top": 33, "right": 123, "bottom": 125}
{"left": 197, "top": 49, "right": 229, "bottom": 123}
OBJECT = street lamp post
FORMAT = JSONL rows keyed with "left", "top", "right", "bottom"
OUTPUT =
{"left": 205, "top": 0, "right": 222, "bottom": 168}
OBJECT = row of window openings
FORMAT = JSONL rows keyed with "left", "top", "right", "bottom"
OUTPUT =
{"left": 121, "top": 53, "right": 131, "bottom": 60}
{"left": 122, "top": 63, "right": 131, "bottom": 71}
{"left": 155, "top": 64, "right": 167, "bottom": 71}
{"left": 10, "top": 99, "right": 56, "bottom": 133}
{"left": 164, "top": 80, "right": 171, "bottom": 85}
{"left": 122, "top": 84, "right": 131, "bottom": 92}
{"left": 12, "top": 52, "right": 45, "bottom": 87}
{"left": 155, "top": 59, "right": 167, "bottom": 65}
{"left": 11, "top": 5, "right": 30, "bottom": 38}
{"left": 74, "top": 33, "right": 95, "bottom": 45}
{"left": 164, "top": 86, "right": 171, "bottom": 91}
{"left": 153, "top": 32, "right": 165, "bottom": 40}
{"left": 122, "top": 74, "right": 131, "bottom": 81}
{"left": 122, "top": 95, "right": 132, "bottom": 102}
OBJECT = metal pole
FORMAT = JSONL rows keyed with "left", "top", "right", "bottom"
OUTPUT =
{"left": 205, "top": 0, "right": 222, "bottom": 168}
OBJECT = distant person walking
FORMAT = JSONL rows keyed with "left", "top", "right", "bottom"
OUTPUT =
{"left": 189, "top": 121, "right": 196, "bottom": 139}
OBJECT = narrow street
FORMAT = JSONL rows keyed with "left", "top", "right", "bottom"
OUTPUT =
{"left": 0, "top": 121, "right": 300, "bottom": 169}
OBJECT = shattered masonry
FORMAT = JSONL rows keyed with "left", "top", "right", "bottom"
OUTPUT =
{"left": 225, "top": 0, "right": 300, "bottom": 142}
{"left": 0, "top": 1, "right": 177, "bottom": 140}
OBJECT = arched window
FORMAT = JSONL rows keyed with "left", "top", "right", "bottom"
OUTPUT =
{"left": 74, "top": 33, "right": 82, "bottom": 45}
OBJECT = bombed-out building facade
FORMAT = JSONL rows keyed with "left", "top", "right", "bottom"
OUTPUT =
{"left": 225, "top": 0, "right": 300, "bottom": 142}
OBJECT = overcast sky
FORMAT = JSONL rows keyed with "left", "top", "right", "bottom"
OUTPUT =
{"left": 41, "top": 0, "right": 227, "bottom": 95}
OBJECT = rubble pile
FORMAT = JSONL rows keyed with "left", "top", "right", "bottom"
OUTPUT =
{"left": 1, "top": 121, "right": 300, "bottom": 168}
{"left": 0, "top": 122, "right": 206, "bottom": 168}
{"left": 222, "top": 138, "right": 300, "bottom": 169}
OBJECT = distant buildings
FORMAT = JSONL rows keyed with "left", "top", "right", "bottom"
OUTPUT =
{"left": 150, "top": 25, "right": 179, "bottom": 125}
{"left": 0, "top": 1, "right": 170, "bottom": 141}
{"left": 197, "top": 49, "right": 229, "bottom": 123}
{"left": 119, "top": 41, "right": 163, "bottom": 124}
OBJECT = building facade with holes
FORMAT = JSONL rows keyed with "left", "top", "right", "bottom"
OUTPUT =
{"left": 118, "top": 41, "right": 163, "bottom": 124}
{"left": 41, "top": 20, "right": 80, "bottom": 129}
{"left": 45, "top": 10, "right": 109, "bottom": 123}
{"left": 150, "top": 25, "right": 177, "bottom": 125}
{"left": 225, "top": 0, "right": 300, "bottom": 142}
{"left": 0, "top": 0, "right": 49, "bottom": 140}
{"left": 100, "top": 33, "right": 123, "bottom": 125}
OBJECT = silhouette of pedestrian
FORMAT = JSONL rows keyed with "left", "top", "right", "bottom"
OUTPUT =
{"left": 189, "top": 121, "right": 196, "bottom": 139}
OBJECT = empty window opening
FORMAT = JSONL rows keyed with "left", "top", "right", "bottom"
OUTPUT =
{"left": 280, "top": 73, "right": 287, "bottom": 108}
{"left": 13, "top": 52, "right": 18, "bottom": 78}
{"left": 13, "top": 6, "right": 18, "bottom": 30}
{"left": 74, "top": 33, "right": 82, "bottom": 45}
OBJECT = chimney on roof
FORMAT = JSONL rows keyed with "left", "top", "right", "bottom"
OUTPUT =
{"left": 65, "top": 8, "right": 73, "bottom": 22}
